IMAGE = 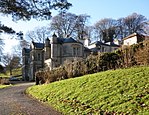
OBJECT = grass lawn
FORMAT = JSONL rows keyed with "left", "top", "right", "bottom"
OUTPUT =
{"left": 0, "top": 85, "right": 10, "bottom": 89}
{"left": 0, "top": 72, "right": 10, "bottom": 78}
{"left": 26, "top": 66, "right": 149, "bottom": 114}
{"left": 0, "top": 68, "right": 22, "bottom": 78}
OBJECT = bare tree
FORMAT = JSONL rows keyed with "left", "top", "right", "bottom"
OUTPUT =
{"left": 26, "top": 26, "right": 51, "bottom": 43}
{"left": 123, "top": 13, "right": 148, "bottom": 35}
{"left": 116, "top": 18, "right": 128, "bottom": 39}
{"left": 50, "top": 12, "right": 90, "bottom": 39}
{"left": 75, "top": 14, "right": 90, "bottom": 39}
{"left": 50, "top": 12, "right": 77, "bottom": 38}
{"left": 94, "top": 18, "right": 117, "bottom": 42}
{"left": 117, "top": 13, "right": 148, "bottom": 39}
{"left": 2, "top": 54, "right": 20, "bottom": 75}
{"left": 0, "top": 38, "right": 4, "bottom": 55}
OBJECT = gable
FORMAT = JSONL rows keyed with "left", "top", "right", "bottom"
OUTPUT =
{"left": 123, "top": 33, "right": 146, "bottom": 45}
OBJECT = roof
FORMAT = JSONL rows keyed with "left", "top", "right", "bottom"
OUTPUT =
{"left": 91, "top": 41, "right": 120, "bottom": 47}
{"left": 32, "top": 42, "right": 44, "bottom": 49}
{"left": 84, "top": 47, "right": 91, "bottom": 52}
{"left": 90, "top": 47, "right": 101, "bottom": 52}
{"left": 123, "top": 33, "right": 138, "bottom": 40}
{"left": 95, "top": 41, "right": 110, "bottom": 46}
{"left": 105, "top": 42, "right": 120, "bottom": 47}
{"left": 63, "top": 38, "right": 80, "bottom": 43}
{"left": 123, "top": 32, "right": 149, "bottom": 41}
{"left": 23, "top": 48, "right": 31, "bottom": 53}
{"left": 57, "top": 37, "right": 82, "bottom": 44}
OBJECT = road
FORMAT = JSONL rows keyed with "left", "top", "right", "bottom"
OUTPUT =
{"left": 0, "top": 81, "right": 62, "bottom": 115}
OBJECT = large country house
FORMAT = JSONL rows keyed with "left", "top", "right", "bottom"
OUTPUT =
{"left": 22, "top": 34, "right": 120, "bottom": 81}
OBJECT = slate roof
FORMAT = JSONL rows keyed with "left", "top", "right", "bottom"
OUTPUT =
{"left": 105, "top": 42, "right": 120, "bottom": 47}
{"left": 84, "top": 47, "right": 91, "bottom": 52}
{"left": 32, "top": 42, "right": 44, "bottom": 49}
{"left": 23, "top": 48, "right": 31, "bottom": 53}
{"left": 91, "top": 41, "right": 120, "bottom": 47}
{"left": 95, "top": 41, "right": 110, "bottom": 46}
{"left": 90, "top": 47, "right": 101, "bottom": 52}
{"left": 63, "top": 38, "right": 79, "bottom": 43}
{"left": 57, "top": 37, "right": 82, "bottom": 44}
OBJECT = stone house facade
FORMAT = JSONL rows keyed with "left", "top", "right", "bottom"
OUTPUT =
{"left": 123, "top": 33, "right": 149, "bottom": 46}
{"left": 22, "top": 34, "right": 120, "bottom": 81}
{"left": 87, "top": 41, "right": 120, "bottom": 53}
{"left": 22, "top": 34, "right": 91, "bottom": 81}
{"left": 22, "top": 42, "right": 44, "bottom": 81}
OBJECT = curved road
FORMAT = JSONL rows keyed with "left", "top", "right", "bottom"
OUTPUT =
{"left": 0, "top": 81, "right": 62, "bottom": 115}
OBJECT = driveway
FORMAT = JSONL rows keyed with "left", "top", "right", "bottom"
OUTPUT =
{"left": 0, "top": 81, "right": 62, "bottom": 115}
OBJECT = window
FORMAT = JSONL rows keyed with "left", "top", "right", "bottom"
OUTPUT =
{"left": 102, "top": 47, "right": 105, "bottom": 52}
{"left": 37, "top": 53, "right": 41, "bottom": 61}
{"left": 73, "top": 47, "right": 80, "bottom": 56}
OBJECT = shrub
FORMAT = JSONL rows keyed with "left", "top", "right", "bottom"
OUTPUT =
{"left": 35, "top": 40, "right": 149, "bottom": 84}
{"left": 85, "top": 54, "right": 99, "bottom": 74}
{"left": 0, "top": 77, "right": 10, "bottom": 85}
{"left": 134, "top": 40, "right": 149, "bottom": 65}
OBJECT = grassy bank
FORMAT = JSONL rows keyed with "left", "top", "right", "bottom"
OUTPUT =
{"left": 0, "top": 85, "right": 10, "bottom": 89}
{"left": 27, "top": 66, "right": 149, "bottom": 114}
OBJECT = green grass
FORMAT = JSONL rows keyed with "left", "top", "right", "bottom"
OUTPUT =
{"left": 0, "top": 68, "right": 22, "bottom": 78}
{"left": 0, "top": 72, "right": 9, "bottom": 78}
{"left": 0, "top": 85, "right": 10, "bottom": 89}
{"left": 27, "top": 66, "right": 149, "bottom": 115}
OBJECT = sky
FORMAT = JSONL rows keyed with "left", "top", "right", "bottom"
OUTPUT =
{"left": 1, "top": 0, "right": 149, "bottom": 53}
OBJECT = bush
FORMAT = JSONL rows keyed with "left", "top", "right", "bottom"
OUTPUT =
{"left": 134, "top": 40, "right": 149, "bottom": 65}
{"left": 64, "top": 58, "right": 87, "bottom": 78}
{"left": 0, "top": 77, "right": 10, "bottom": 85}
{"left": 35, "top": 40, "right": 149, "bottom": 84}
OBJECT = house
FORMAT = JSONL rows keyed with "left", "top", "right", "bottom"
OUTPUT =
{"left": 22, "top": 34, "right": 91, "bottom": 81}
{"left": 22, "top": 34, "right": 120, "bottom": 81}
{"left": 87, "top": 41, "right": 120, "bottom": 53}
{"left": 22, "top": 42, "right": 44, "bottom": 81}
{"left": 44, "top": 34, "right": 87, "bottom": 70}
{"left": 123, "top": 33, "right": 149, "bottom": 46}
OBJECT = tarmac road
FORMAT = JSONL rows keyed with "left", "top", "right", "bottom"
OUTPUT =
{"left": 0, "top": 81, "right": 62, "bottom": 115}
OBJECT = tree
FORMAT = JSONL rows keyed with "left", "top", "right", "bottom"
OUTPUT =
{"left": 116, "top": 18, "right": 128, "bottom": 39}
{"left": 2, "top": 54, "right": 21, "bottom": 75}
{"left": 94, "top": 13, "right": 149, "bottom": 42}
{"left": 26, "top": 26, "right": 50, "bottom": 43}
{"left": 124, "top": 13, "right": 147, "bottom": 35}
{"left": 0, "top": 64, "right": 4, "bottom": 73}
{"left": 0, "top": 22, "right": 15, "bottom": 34}
{"left": 50, "top": 12, "right": 77, "bottom": 38}
{"left": 0, "top": 0, "right": 72, "bottom": 21}
{"left": 117, "top": 13, "right": 148, "bottom": 39}
{"left": 75, "top": 14, "right": 90, "bottom": 39}
{"left": 0, "top": 22, "right": 16, "bottom": 55}
{"left": 94, "top": 18, "right": 117, "bottom": 42}
{"left": 50, "top": 12, "right": 90, "bottom": 39}
{"left": 0, "top": 38, "right": 4, "bottom": 55}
